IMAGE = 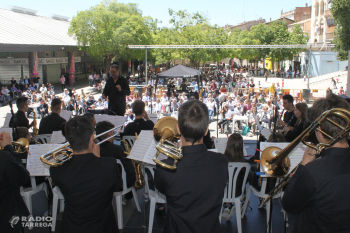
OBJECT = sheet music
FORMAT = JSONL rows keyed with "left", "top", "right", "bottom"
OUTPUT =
{"left": 214, "top": 138, "right": 247, "bottom": 156}
{"left": 60, "top": 110, "right": 72, "bottom": 122}
{"left": 261, "top": 128, "right": 272, "bottom": 140}
{"left": 259, "top": 142, "right": 307, "bottom": 177}
{"left": 50, "top": 131, "right": 66, "bottom": 144}
{"left": 127, "top": 130, "right": 167, "bottom": 165}
{"left": 0, "top": 127, "right": 14, "bottom": 140}
{"left": 26, "top": 144, "right": 62, "bottom": 176}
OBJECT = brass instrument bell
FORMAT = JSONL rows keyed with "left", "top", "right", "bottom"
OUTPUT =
{"left": 153, "top": 117, "right": 182, "bottom": 170}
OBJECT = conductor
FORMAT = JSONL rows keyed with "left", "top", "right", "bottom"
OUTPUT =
{"left": 102, "top": 64, "right": 130, "bottom": 116}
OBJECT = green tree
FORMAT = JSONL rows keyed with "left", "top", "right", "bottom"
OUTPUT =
{"left": 331, "top": 0, "right": 350, "bottom": 60}
{"left": 68, "top": 0, "right": 152, "bottom": 72}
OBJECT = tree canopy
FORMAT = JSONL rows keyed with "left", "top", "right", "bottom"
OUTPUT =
{"left": 331, "top": 0, "right": 350, "bottom": 61}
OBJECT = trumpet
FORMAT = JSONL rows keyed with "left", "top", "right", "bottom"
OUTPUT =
{"left": 262, "top": 108, "right": 350, "bottom": 205}
{"left": 0, "top": 138, "right": 30, "bottom": 154}
{"left": 40, "top": 124, "right": 123, "bottom": 167}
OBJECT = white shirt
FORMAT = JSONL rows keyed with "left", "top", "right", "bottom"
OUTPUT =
{"left": 227, "top": 100, "right": 235, "bottom": 111}
{"left": 160, "top": 96, "right": 168, "bottom": 103}
{"left": 155, "top": 102, "right": 162, "bottom": 111}
{"left": 180, "top": 96, "right": 187, "bottom": 101}
{"left": 1, "top": 89, "right": 9, "bottom": 95}
{"left": 40, "top": 87, "right": 47, "bottom": 93}
{"left": 233, "top": 107, "right": 243, "bottom": 116}
{"left": 206, "top": 101, "right": 215, "bottom": 111}
{"left": 142, "top": 96, "right": 150, "bottom": 102}
{"left": 225, "top": 110, "right": 233, "bottom": 119}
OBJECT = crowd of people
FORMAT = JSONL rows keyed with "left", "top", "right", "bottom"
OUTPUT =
{"left": 1, "top": 63, "right": 350, "bottom": 233}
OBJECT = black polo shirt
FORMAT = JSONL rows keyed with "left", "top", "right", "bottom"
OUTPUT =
{"left": 282, "top": 147, "right": 350, "bottom": 233}
{"left": 38, "top": 112, "right": 66, "bottom": 135}
{"left": 154, "top": 144, "right": 228, "bottom": 233}
{"left": 9, "top": 111, "right": 29, "bottom": 128}
{"left": 103, "top": 76, "right": 130, "bottom": 116}
{"left": 123, "top": 118, "right": 154, "bottom": 136}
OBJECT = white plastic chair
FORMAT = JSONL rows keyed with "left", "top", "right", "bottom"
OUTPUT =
{"left": 113, "top": 159, "right": 141, "bottom": 230}
{"left": 242, "top": 177, "right": 284, "bottom": 232}
{"left": 122, "top": 136, "right": 137, "bottom": 148}
{"left": 34, "top": 134, "right": 52, "bottom": 144}
{"left": 51, "top": 186, "right": 65, "bottom": 232}
{"left": 143, "top": 164, "right": 166, "bottom": 233}
{"left": 21, "top": 177, "right": 48, "bottom": 216}
{"left": 220, "top": 162, "right": 250, "bottom": 233}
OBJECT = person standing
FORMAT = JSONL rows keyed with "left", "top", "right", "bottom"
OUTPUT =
{"left": 33, "top": 76, "right": 40, "bottom": 91}
{"left": 102, "top": 65, "right": 130, "bottom": 116}
{"left": 60, "top": 74, "right": 66, "bottom": 91}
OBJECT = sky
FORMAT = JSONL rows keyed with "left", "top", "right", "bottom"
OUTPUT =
{"left": 1, "top": 0, "right": 313, "bottom": 27}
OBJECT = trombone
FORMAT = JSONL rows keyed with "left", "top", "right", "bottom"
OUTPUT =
{"left": 40, "top": 124, "right": 123, "bottom": 167}
{"left": 262, "top": 108, "right": 350, "bottom": 205}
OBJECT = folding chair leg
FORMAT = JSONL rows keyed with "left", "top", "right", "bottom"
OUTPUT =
{"left": 242, "top": 186, "right": 252, "bottom": 217}
{"left": 51, "top": 194, "right": 58, "bottom": 231}
{"left": 115, "top": 195, "right": 123, "bottom": 229}
{"left": 148, "top": 198, "right": 156, "bottom": 233}
{"left": 132, "top": 188, "right": 141, "bottom": 212}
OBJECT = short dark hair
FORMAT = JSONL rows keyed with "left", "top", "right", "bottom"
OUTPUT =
{"left": 65, "top": 116, "right": 94, "bottom": 152}
{"left": 16, "top": 97, "right": 28, "bottom": 110}
{"left": 110, "top": 64, "right": 119, "bottom": 71}
{"left": 132, "top": 100, "right": 145, "bottom": 116}
{"left": 178, "top": 99, "right": 209, "bottom": 144}
{"left": 282, "top": 94, "right": 293, "bottom": 103}
{"left": 308, "top": 93, "right": 350, "bottom": 141}
{"left": 51, "top": 98, "right": 62, "bottom": 112}
{"left": 224, "top": 133, "right": 245, "bottom": 162}
{"left": 96, "top": 121, "right": 114, "bottom": 140}
{"left": 84, "top": 112, "right": 95, "bottom": 123}
{"left": 13, "top": 127, "right": 29, "bottom": 141}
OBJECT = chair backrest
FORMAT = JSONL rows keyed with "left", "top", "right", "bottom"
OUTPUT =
{"left": 116, "top": 159, "right": 128, "bottom": 191}
{"left": 122, "top": 136, "right": 137, "bottom": 149}
{"left": 34, "top": 134, "right": 52, "bottom": 144}
{"left": 143, "top": 164, "right": 163, "bottom": 200}
{"left": 223, "top": 162, "right": 251, "bottom": 202}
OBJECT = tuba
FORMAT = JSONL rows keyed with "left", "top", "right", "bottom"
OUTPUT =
{"left": 262, "top": 108, "right": 350, "bottom": 205}
{"left": 152, "top": 117, "right": 182, "bottom": 170}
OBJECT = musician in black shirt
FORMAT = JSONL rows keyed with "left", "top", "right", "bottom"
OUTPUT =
{"left": 102, "top": 65, "right": 130, "bottom": 116}
{"left": 282, "top": 94, "right": 350, "bottom": 233}
{"left": 96, "top": 121, "right": 136, "bottom": 188}
{"left": 277, "top": 94, "right": 297, "bottom": 128}
{"left": 154, "top": 100, "right": 228, "bottom": 233}
{"left": 9, "top": 97, "right": 34, "bottom": 129}
{"left": 38, "top": 98, "right": 66, "bottom": 135}
{"left": 124, "top": 100, "right": 154, "bottom": 136}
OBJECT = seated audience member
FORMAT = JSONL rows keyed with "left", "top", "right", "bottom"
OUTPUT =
{"left": 86, "top": 96, "right": 96, "bottom": 108}
{"left": 1, "top": 86, "right": 11, "bottom": 100}
{"left": 66, "top": 100, "right": 76, "bottom": 112}
{"left": 62, "top": 89, "right": 70, "bottom": 104}
{"left": 39, "top": 98, "right": 66, "bottom": 135}
{"left": 96, "top": 121, "right": 136, "bottom": 191}
{"left": 218, "top": 105, "right": 233, "bottom": 133}
{"left": 37, "top": 99, "right": 48, "bottom": 119}
{"left": 206, "top": 97, "right": 215, "bottom": 120}
{"left": 180, "top": 92, "right": 188, "bottom": 101}
{"left": 50, "top": 116, "right": 123, "bottom": 232}
{"left": 282, "top": 94, "right": 350, "bottom": 233}
{"left": 0, "top": 131, "right": 30, "bottom": 233}
{"left": 154, "top": 100, "right": 228, "bottom": 233}
{"left": 124, "top": 100, "right": 154, "bottom": 136}
{"left": 171, "top": 99, "right": 179, "bottom": 112}
{"left": 154, "top": 99, "right": 162, "bottom": 113}
{"left": 125, "top": 109, "right": 135, "bottom": 125}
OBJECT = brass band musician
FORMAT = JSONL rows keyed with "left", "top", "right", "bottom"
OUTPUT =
{"left": 282, "top": 94, "right": 350, "bottom": 233}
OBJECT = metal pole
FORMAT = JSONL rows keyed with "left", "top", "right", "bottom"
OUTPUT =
{"left": 307, "top": 45, "right": 312, "bottom": 89}
{"left": 347, "top": 50, "right": 350, "bottom": 97}
{"left": 145, "top": 47, "right": 148, "bottom": 84}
